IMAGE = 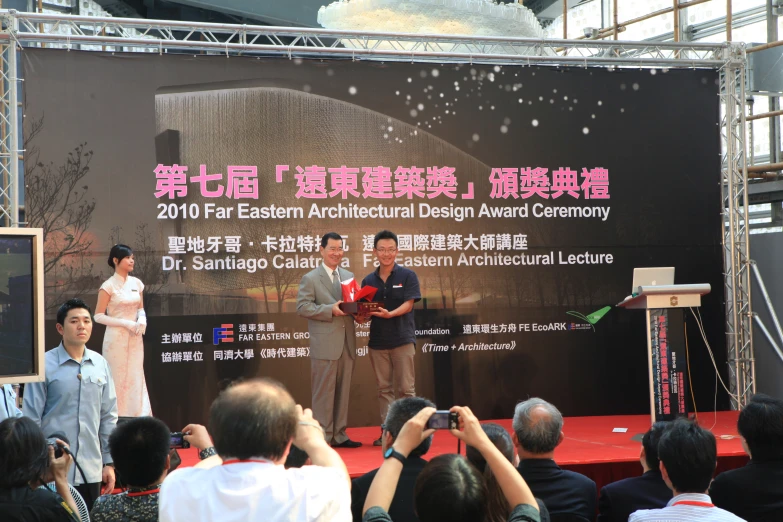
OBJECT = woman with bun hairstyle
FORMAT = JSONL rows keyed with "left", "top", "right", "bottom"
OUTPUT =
{"left": 93, "top": 244, "right": 151, "bottom": 416}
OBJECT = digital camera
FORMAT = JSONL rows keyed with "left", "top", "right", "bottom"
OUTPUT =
{"left": 46, "top": 438, "right": 64, "bottom": 459}
{"left": 426, "top": 410, "right": 459, "bottom": 430}
{"left": 170, "top": 432, "right": 191, "bottom": 449}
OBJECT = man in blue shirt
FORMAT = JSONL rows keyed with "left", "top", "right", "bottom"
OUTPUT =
{"left": 361, "top": 230, "right": 421, "bottom": 446}
{"left": 23, "top": 298, "right": 118, "bottom": 512}
{"left": 1, "top": 384, "right": 22, "bottom": 422}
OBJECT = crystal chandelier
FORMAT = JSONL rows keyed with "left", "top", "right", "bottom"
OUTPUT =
{"left": 318, "top": 0, "right": 545, "bottom": 48}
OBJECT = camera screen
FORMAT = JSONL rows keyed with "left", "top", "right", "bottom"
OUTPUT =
{"left": 170, "top": 433, "right": 183, "bottom": 447}
{"left": 426, "top": 412, "right": 451, "bottom": 429}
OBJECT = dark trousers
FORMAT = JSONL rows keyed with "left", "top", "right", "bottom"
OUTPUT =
{"left": 75, "top": 482, "right": 101, "bottom": 513}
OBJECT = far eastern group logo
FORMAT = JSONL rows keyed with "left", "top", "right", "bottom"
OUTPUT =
{"left": 213, "top": 324, "right": 235, "bottom": 345}
{"left": 566, "top": 306, "right": 612, "bottom": 331}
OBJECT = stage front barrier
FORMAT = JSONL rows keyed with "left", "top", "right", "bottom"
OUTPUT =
{"left": 618, "top": 283, "right": 711, "bottom": 424}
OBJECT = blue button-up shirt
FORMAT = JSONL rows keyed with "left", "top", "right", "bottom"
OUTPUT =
{"left": 629, "top": 493, "right": 746, "bottom": 522}
{"left": 1, "top": 384, "right": 22, "bottom": 421}
{"left": 23, "top": 343, "right": 118, "bottom": 485}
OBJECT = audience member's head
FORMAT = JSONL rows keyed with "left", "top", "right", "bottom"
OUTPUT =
{"left": 657, "top": 419, "right": 716, "bottom": 494}
{"left": 0, "top": 417, "right": 50, "bottom": 488}
{"left": 466, "top": 423, "right": 514, "bottom": 471}
{"left": 641, "top": 421, "right": 669, "bottom": 472}
{"left": 414, "top": 453, "right": 487, "bottom": 522}
{"left": 284, "top": 445, "right": 309, "bottom": 469}
{"left": 466, "top": 423, "right": 515, "bottom": 522}
{"left": 383, "top": 397, "right": 436, "bottom": 457}
{"left": 511, "top": 398, "right": 564, "bottom": 457}
{"left": 737, "top": 393, "right": 783, "bottom": 461}
{"left": 209, "top": 378, "right": 297, "bottom": 462}
{"left": 109, "top": 416, "right": 171, "bottom": 487}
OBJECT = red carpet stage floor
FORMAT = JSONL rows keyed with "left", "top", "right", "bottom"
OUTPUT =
{"left": 177, "top": 411, "right": 748, "bottom": 491}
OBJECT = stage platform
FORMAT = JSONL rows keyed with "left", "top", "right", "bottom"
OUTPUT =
{"left": 177, "top": 411, "right": 748, "bottom": 491}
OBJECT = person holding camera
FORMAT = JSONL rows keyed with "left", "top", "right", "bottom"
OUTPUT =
{"left": 0, "top": 416, "right": 80, "bottom": 521}
{"left": 351, "top": 397, "right": 436, "bottom": 522}
{"left": 362, "top": 406, "right": 540, "bottom": 522}
{"left": 23, "top": 298, "right": 119, "bottom": 512}
{"left": 159, "top": 378, "right": 351, "bottom": 521}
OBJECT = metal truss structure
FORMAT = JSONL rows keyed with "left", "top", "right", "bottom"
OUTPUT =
{"left": 0, "top": 10, "right": 755, "bottom": 407}
{"left": 720, "top": 46, "right": 755, "bottom": 409}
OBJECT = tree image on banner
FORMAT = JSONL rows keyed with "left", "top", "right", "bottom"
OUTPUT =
{"left": 24, "top": 113, "right": 98, "bottom": 312}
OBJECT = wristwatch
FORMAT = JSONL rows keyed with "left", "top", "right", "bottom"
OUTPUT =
{"left": 199, "top": 446, "right": 218, "bottom": 460}
{"left": 383, "top": 447, "right": 406, "bottom": 464}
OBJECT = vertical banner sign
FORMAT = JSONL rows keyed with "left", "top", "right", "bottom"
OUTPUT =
{"left": 649, "top": 308, "right": 689, "bottom": 421}
{"left": 22, "top": 50, "right": 726, "bottom": 429}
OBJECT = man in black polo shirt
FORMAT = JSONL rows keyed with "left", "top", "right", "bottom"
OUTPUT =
{"left": 361, "top": 230, "right": 422, "bottom": 446}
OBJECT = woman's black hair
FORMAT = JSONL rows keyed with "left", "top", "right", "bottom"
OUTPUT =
{"left": 466, "top": 423, "right": 515, "bottom": 522}
{"left": 108, "top": 244, "right": 133, "bottom": 269}
{"left": 0, "top": 417, "right": 50, "bottom": 488}
{"left": 414, "top": 453, "right": 487, "bottom": 522}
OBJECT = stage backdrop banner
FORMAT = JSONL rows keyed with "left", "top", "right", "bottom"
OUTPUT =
{"left": 22, "top": 49, "right": 727, "bottom": 429}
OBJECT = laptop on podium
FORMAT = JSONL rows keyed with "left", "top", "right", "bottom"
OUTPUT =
{"left": 632, "top": 267, "right": 675, "bottom": 293}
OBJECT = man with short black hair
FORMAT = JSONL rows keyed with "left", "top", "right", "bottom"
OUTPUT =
{"left": 597, "top": 422, "right": 672, "bottom": 522}
{"left": 629, "top": 419, "right": 744, "bottom": 522}
{"left": 23, "top": 298, "right": 118, "bottom": 512}
{"left": 90, "top": 416, "right": 171, "bottom": 522}
{"left": 159, "top": 378, "right": 351, "bottom": 521}
{"left": 512, "top": 398, "right": 596, "bottom": 521}
{"left": 297, "top": 232, "right": 361, "bottom": 448}
{"left": 362, "top": 230, "right": 421, "bottom": 446}
{"left": 351, "top": 397, "right": 436, "bottom": 522}
{"left": 710, "top": 393, "right": 783, "bottom": 521}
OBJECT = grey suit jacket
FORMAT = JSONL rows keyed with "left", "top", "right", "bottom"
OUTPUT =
{"left": 296, "top": 264, "right": 357, "bottom": 361}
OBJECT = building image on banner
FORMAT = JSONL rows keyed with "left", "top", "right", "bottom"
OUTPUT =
{"left": 21, "top": 50, "right": 727, "bottom": 429}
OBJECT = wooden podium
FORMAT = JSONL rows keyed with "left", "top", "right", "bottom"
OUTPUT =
{"left": 618, "top": 283, "right": 711, "bottom": 424}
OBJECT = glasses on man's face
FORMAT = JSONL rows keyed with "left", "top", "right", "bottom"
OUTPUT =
{"left": 376, "top": 248, "right": 398, "bottom": 255}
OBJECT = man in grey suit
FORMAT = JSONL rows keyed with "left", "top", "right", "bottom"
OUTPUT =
{"left": 296, "top": 232, "right": 362, "bottom": 448}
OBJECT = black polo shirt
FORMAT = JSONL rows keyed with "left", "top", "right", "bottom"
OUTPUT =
{"left": 361, "top": 264, "right": 421, "bottom": 350}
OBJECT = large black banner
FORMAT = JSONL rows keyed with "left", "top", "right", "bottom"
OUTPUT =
{"left": 23, "top": 49, "right": 727, "bottom": 429}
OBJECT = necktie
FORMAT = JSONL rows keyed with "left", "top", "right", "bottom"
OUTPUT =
{"left": 333, "top": 270, "right": 341, "bottom": 297}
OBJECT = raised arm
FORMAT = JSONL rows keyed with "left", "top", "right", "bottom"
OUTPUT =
{"left": 363, "top": 407, "right": 436, "bottom": 515}
{"left": 294, "top": 405, "right": 350, "bottom": 486}
{"left": 450, "top": 406, "right": 537, "bottom": 511}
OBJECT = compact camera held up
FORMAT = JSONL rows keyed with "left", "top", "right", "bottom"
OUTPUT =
{"left": 170, "top": 431, "right": 191, "bottom": 449}
{"left": 425, "top": 410, "right": 460, "bottom": 430}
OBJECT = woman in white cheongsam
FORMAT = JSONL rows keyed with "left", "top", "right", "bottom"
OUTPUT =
{"left": 94, "top": 244, "right": 152, "bottom": 416}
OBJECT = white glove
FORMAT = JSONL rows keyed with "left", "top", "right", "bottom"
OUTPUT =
{"left": 135, "top": 310, "right": 147, "bottom": 336}
{"left": 94, "top": 313, "right": 137, "bottom": 334}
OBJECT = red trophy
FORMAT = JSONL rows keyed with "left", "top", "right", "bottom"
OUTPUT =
{"left": 339, "top": 278, "right": 382, "bottom": 314}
